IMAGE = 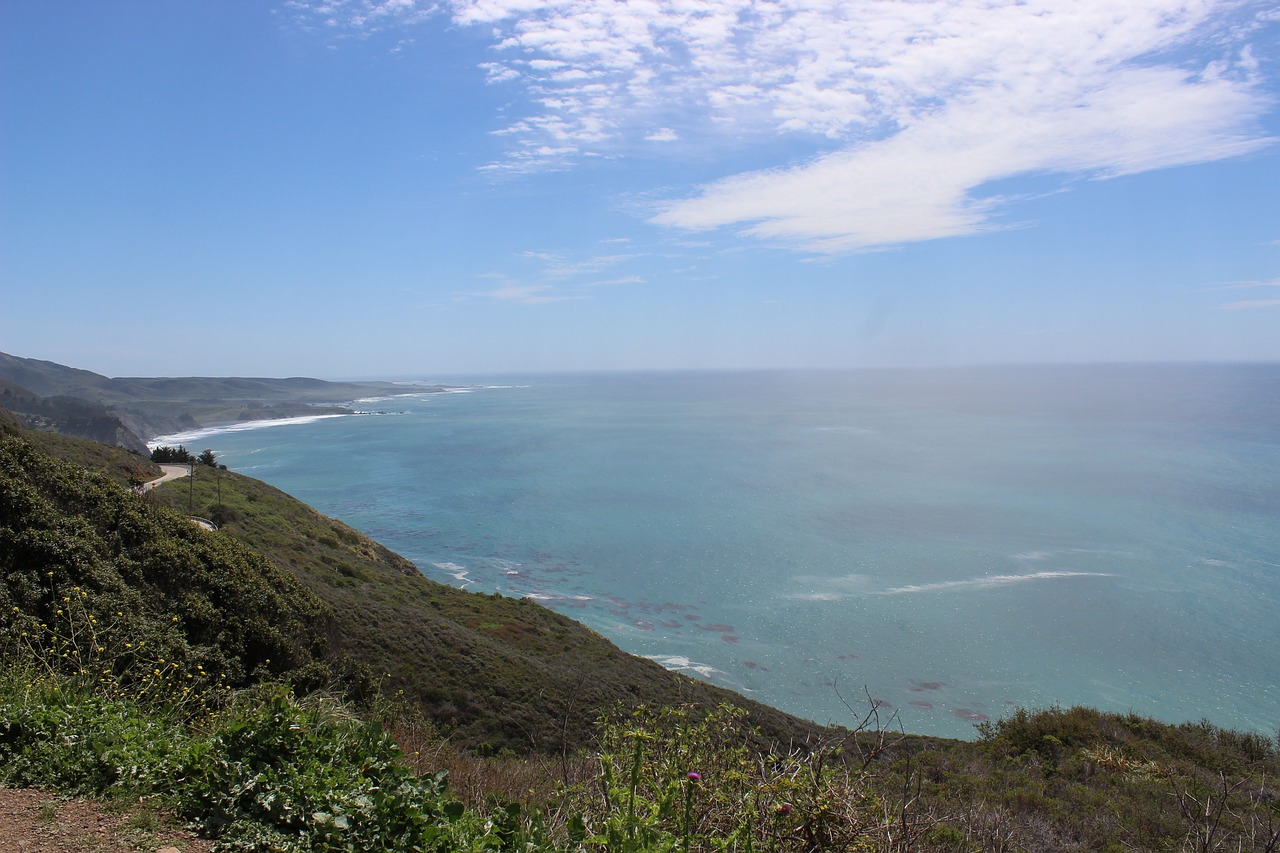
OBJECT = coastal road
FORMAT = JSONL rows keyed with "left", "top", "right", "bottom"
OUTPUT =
{"left": 140, "top": 463, "right": 192, "bottom": 493}
{"left": 139, "top": 464, "right": 218, "bottom": 530}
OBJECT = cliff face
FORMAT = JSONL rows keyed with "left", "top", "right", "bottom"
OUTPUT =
{"left": 48, "top": 412, "right": 151, "bottom": 454}
{"left": 0, "top": 383, "right": 150, "bottom": 454}
{"left": 109, "top": 407, "right": 200, "bottom": 447}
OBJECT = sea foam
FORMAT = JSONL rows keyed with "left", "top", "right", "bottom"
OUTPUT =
{"left": 148, "top": 414, "right": 353, "bottom": 449}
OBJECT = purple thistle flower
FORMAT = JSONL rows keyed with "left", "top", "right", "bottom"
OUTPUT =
{"left": 777, "top": 803, "right": 793, "bottom": 815}
{"left": 687, "top": 771, "right": 701, "bottom": 782}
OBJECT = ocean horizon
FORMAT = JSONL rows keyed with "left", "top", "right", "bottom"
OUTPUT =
{"left": 152, "top": 364, "right": 1280, "bottom": 740}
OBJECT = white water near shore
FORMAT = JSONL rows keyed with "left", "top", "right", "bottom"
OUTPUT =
{"left": 185, "top": 366, "right": 1280, "bottom": 739}
{"left": 145, "top": 388, "right": 451, "bottom": 449}
{"left": 148, "top": 413, "right": 356, "bottom": 449}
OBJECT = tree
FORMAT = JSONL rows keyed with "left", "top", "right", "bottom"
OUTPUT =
{"left": 150, "top": 445, "right": 193, "bottom": 464}
{"left": 197, "top": 448, "right": 217, "bottom": 468}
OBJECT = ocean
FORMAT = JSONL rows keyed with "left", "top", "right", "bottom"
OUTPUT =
{"left": 152, "top": 365, "right": 1280, "bottom": 740}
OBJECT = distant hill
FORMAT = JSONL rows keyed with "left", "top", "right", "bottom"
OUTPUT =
{"left": 0, "top": 351, "right": 440, "bottom": 450}
{"left": 0, "top": 352, "right": 115, "bottom": 398}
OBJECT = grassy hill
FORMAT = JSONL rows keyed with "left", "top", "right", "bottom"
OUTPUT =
{"left": 150, "top": 459, "right": 832, "bottom": 753}
{"left": 0, "top": 418, "right": 333, "bottom": 692}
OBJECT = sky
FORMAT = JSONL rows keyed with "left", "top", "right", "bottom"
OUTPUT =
{"left": 2, "top": 0, "right": 1278, "bottom": 379}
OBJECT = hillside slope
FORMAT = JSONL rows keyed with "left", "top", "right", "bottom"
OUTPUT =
{"left": 0, "top": 427, "right": 332, "bottom": 693}
{"left": 4, "top": 420, "right": 828, "bottom": 753}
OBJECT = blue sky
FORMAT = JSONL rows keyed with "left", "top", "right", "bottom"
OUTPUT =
{"left": 2, "top": 1, "right": 1278, "bottom": 378}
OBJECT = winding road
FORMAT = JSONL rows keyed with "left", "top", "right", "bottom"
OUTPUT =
{"left": 139, "top": 464, "right": 218, "bottom": 530}
{"left": 140, "top": 463, "right": 192, "bottom": 492}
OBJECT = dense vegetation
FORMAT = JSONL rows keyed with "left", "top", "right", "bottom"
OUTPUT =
{"left": 3, "top": 414, "right": 1278, "bottom": 851}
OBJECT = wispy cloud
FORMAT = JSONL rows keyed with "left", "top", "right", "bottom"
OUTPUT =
{"left": 645, "top": 128, "right": 679, "bottom": 143}
{"left": 466, "top": 248, "right": 644, "bottom": 305}
{"left": 468, "top": 275, "right": 575, "bottom": 305}
{"left": 656, "top": 60, "right": 1271, "bottom": 251}
{"left": 284, "top": 0, "right": 437, "bottom": 36}
{"left": 1216, "top": 277, "right": 1280, "bottom": 308}
{"left": 521, "top": 251, "right": 639, "bottom": 278}
{"left": 1214, "top": 277, "right": 1280, "bottom": 290}
{"left": 289, "top": 0, "right": 1277, "bottom": 250}
{"left": 1222, "top": 298, "right": 1280, "bottom": 309}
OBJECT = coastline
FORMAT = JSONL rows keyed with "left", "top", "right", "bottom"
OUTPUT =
{"left": 146, "top": 412, "right": 358, "bottom": 449}
{"left": 145, "top": 388, "right": 451, "bottom": 449}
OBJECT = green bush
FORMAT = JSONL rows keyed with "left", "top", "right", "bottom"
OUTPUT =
{"left": 173, "top": 686, "right": 455, "bottom": 851}
{"left": 0, "top": 669, "right": 180, "bottom": 797}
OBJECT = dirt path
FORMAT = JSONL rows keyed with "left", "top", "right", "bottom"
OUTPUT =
{"left": 0, "top": 788, "right": 210, "bottom": 853}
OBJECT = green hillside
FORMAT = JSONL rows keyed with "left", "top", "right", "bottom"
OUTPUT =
{"left": 0, "top": 422, "right": 332, "bottom": 693}
{"left": 4, "top": 416, "right": 827, "bottom": 754}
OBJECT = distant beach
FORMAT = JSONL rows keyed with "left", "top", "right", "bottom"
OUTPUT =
{"left": 147, "top": 413, "right": 360, "bottom": 449}
{"left": 146, "top": 388, "right": 449, "bottom": 449}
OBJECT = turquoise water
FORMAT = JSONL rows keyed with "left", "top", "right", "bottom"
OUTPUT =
{"left": 155, "top": 366, "right": 1280, "bottom": 739}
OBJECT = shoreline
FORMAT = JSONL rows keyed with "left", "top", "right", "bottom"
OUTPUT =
{"left": 146, "top": 412, "right": 357, "bottom": 449}
{"left": 145, "top": 388, "right": 451, "bottom": 449}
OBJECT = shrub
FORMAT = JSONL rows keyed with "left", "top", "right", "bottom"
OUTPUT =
{"left": 173, "top": 686, "right": 456, "bottom": 851}
{"left": 0, "top": 669, "right": 181, "bottom": 797}
{"left": 574, "top": 703, "right": 925, "bottom": 852}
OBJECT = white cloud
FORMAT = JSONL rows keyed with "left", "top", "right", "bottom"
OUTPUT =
{"left": 454, "top": 0, "right": 1275, "bottom": 248}
{"left": 656, "top": 61, "right": 1272, "bottom": 252}
{"left": 291, "top": 0, "right": 1277, "bottom": 249}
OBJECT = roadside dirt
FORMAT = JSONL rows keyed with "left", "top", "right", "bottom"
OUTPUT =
{"left": 0, "top": 789, "right": 211, "bottom": 853}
